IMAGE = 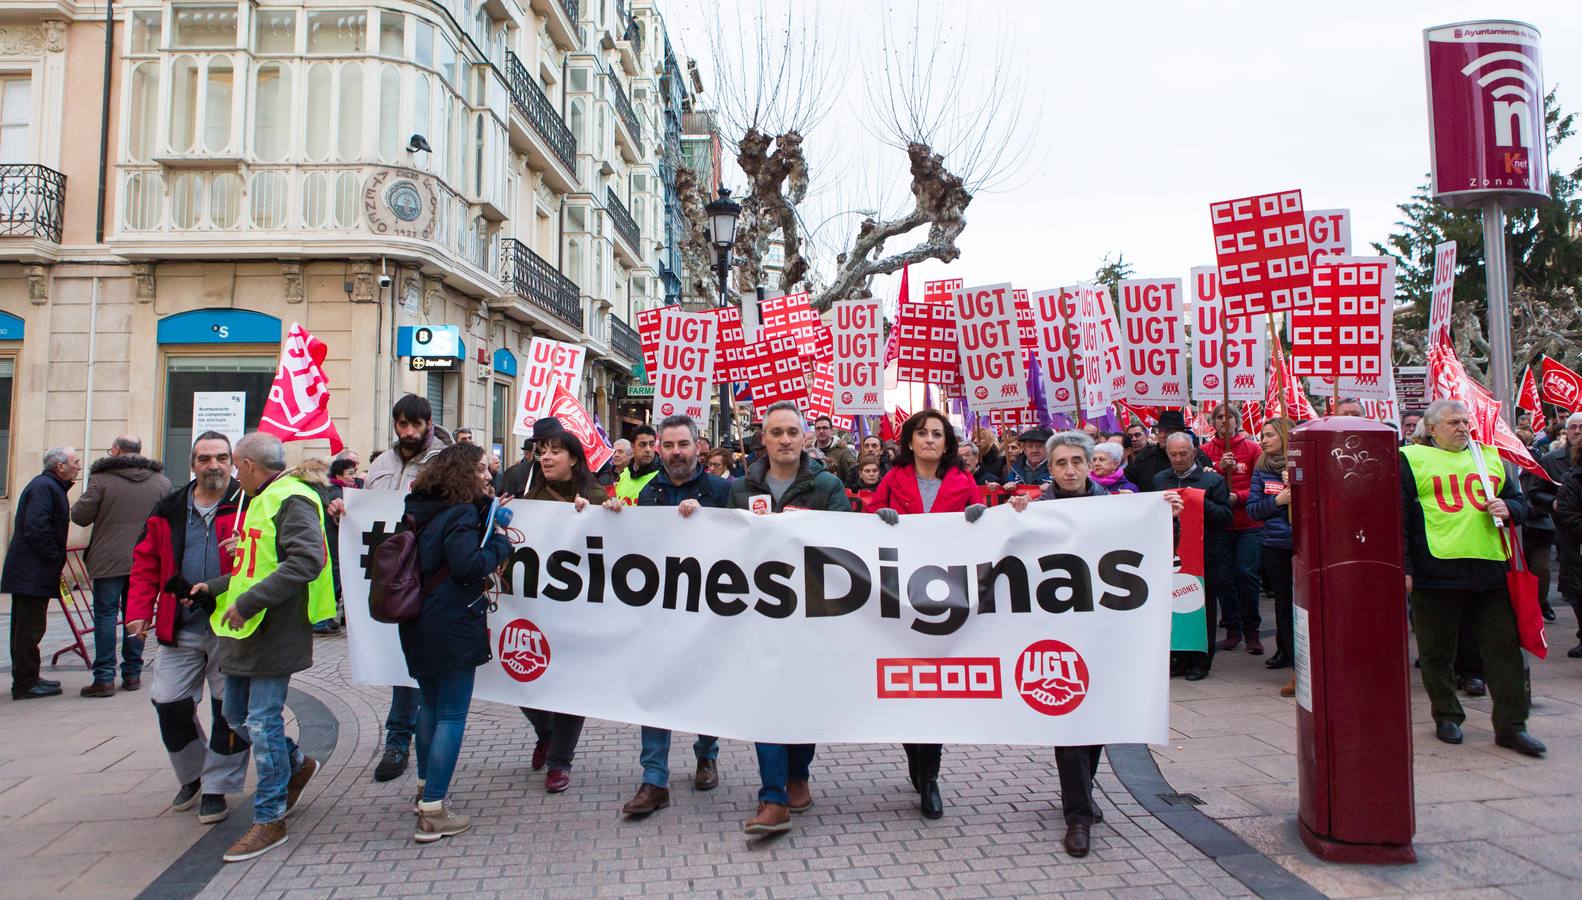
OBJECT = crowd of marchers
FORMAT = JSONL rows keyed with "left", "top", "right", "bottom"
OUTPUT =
{"left": 4, "top": 392, "right": 1572, "bottom": 865}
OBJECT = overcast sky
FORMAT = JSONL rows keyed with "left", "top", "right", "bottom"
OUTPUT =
{"left": 661, "top": 0, "right": 1582, "bottom": 304}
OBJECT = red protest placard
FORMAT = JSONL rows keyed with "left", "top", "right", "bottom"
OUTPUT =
{"left": 741, "top": 334, "right": 809, "bottom": 415}
{"left": 1031, "top": 286, "right": 1083, "bottom": 418}
{"left": 1189, "top": 267, "right": 1265, "bottom": 402}
{"left": 1118, "top": 278, "right": 1188, "bottom": 405}
{"left": 1288, "top": 258, "right": 1393, "bottom": 378}
{"left": 1210, "top": 189, "right": 1314, "bottom": 318}
{"left": 706, "top": 305, "right": 752, "bottom": 384}
{"left": 831, "top": 299, "right": 884, "bottom": 415}
{"left": 636, "top": 306, "right": 662, "bottom": 376}
{"left": 760, "top": 292, "right": 833, "bottom": 362}
{"left": 923, "top": 278, "right": 962, "bottom": 304}
{"left": 953, "top": 283, "right": 1027, "bottom": 412}
{"left": 1305, "top": 208, "right": 1351, "bottom": 267}
{"left": 1012, "top": 288, "right": 1037, "bottom": 351}
{"left": 895, "top": 300, "right": 960, "bottom": 385}
{"left": 652, "top": 308, "right": 717, "bottom": 421}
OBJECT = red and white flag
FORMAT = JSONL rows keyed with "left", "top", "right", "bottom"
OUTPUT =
{"left": 1539, "top": 355, "right": 1582, "bottom": 413}
{"left": 1517, "top": 366, "right": 1547, "bottom": 431}
{"left": 546, "top": 384, "right": 614, "bottom": 473}
{"left": 1429, "top": 343, "right": 1549, "bottom": 481}
{"left": 258, "top": 323, "right": 343, "bottom": 454}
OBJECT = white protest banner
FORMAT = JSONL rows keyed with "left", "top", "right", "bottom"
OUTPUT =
{"left": 953, "top": 283, "right": 1027, "bottom": 411}
{"left": 1093, "top": 284, "right": 1127, "bottom": 403}
{"left": 1031, "top": 286, "right": 1083, "bottom": 418}
{"left": 1077, "top": 283, "right": 1111, "bottom": 415}
{"left": 514, "top": 338, "right": 586, "bottom": 436}
{"left": 1189, "top": 267, "right": 1265, "bottom": 402}
{"left": 192, "top": 391, "right": 246, "bottom": 449}
{"left": 1305, "top": 208, "right": 1351, "bottom": 266}
{"left": 831, "top": 299, "right": 884, "bottom": 415}
{"left": 1428, "top": 240, "right": 1457, "bottom": 350}
{"left": 652, "top": 308, "right": 716, "bottom": 420}
{"left": 1117, "top": 279, "right": 1187, "bottom": 405}
{"left": 341, "top": 490, "right": 1173, "bottom": 745}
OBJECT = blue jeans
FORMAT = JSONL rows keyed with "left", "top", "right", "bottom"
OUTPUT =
{"left": 91, "top": 577, "right": 144, "bottom": 683}
{"left": 415, "top": 668, "right": 475, "bottom": 802}
{"left": 639, "top": 727, "right": 718, "bottom": 788}
{"left": 222, "top": 675, "right": 302, "bottom": 825}
{"left": 386, "top": 685, "right": 421, "bottom": 752}
{"left": 755, "top": 743, "right": 815, "bottom": 805}
{"left": 1215, "top": 530, "right": 1264, "bottom": 634}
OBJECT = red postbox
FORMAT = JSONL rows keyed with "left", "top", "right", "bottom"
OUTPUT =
{"left": 1288, "top": 418, "right": 1415, "bottom": 864}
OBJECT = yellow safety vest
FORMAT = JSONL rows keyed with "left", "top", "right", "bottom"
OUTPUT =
{"left": 1400, "top": 442, "right": 1506, "bottom": 563}
{"left": 213, "top": 476, "right": 337, "bottom": 639}
{"left": 615, "top": 467, "right": 658, "bottom": 506}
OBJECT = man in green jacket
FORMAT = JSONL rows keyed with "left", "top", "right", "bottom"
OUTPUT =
{"left": 729, "top": 401, "right": 851, "bottom": 835}
{"left": 194, "top": 432, "right": 335, "bottom": 862}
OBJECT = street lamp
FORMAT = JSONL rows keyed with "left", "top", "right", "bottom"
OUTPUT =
{"left": 704, "top": 187, "right": 741, "bottom": 444}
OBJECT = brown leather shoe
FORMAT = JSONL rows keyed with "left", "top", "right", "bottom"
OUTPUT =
{"left": 80, "top": 681, "right": 115, "bottom": 698}
{"left": 285, "top": 757, "right": 318, "bottom": 816}
{"left": 786, "top": 779, "right": 812, "bottom": 813}
{"left": 621, "top": 783, "right": 670, "bottom": 816}
{"left": 1219, "top": 631, "right": 1242, "bottom": 651}
{"left": 694, "top": 759, "right": 719, "bottom": 791}
{"left": 1244, "top": 633, "right": 1264, "bottom": 655}
{"left": 222, "top": 821, "right": 288, "bottom": 862}
{"left": 1280, "top": 677, "right": 1296, "bottom": 698}
{"left": 744, "top": 802, "right": 791, "bottom": 834}
{"left": 1063, "top": 821, "right": 1091, "bottom": 857}
{"left": 122, "top": 677, "right": 142, "bottom": 692}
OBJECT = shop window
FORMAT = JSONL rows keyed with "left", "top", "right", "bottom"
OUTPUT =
{"left": 162, "top": 355, "right": 275, "bottom": 473}
{"left": 492, "top": 380, "right": 511, "bottom": 463}
{"left": 0, "top": 358, "right": 12, "bottom": 496}
{"left": 306, "top": 10, "right": 366, "bottom": 54}
{"left": 0, "top": 77, "right": 31, "bottom": 164}
{"left": 171, "top": 5, "right": 238, "bottom": 48}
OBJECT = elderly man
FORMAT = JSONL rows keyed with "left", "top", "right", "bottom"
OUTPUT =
{"left": 1008, "top": 432, "right": 1181, "bottom": 857}
{"left": 1333, "top": 397, "right": 1366, "bottom": 418}
{"left": 3, "top": 447, "right": 81, "bottom": 699}
{"left": 1155, "top": 432, "right": 1233, "bottom": 681}
{"left": 72, "top": 435, "right": 172, "bottom": 696}
{"left": 1005, "top": 428, "right": 1053, "bottom": 486}
{"left": 196, "top": 432, "right": 335, "bottom": 861}
{"left": 1125, "top": 410, "right": 1211, "bottom": 493}
{"left": 599, "top": 439, "right": 632, "bottom": 486}
{"left": 1402, "top": 400, "right": 1542, "bottom": 757}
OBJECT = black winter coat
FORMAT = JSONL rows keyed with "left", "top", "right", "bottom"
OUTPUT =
{"left": 1126, "top": 442, "right": 1213, "bottom": 494}
{"left": 637, "top": 463, "right": 732, "bottom": 508}
{"left": 397, "top": 492, "right": 513, "bottom": 679}
{"left": 2, "top": 471, "right": 73, "bottom": 597}
{"left": 1154, "top": 465, "right": 1233, "bottom": 532}
{"left": 1553, "top": 467, "right": 1582, "bottom": 600}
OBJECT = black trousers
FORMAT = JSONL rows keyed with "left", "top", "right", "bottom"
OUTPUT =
{"left": 902, "top": 742, "right": 941, "bottom": 781}
{"left": 1522, "top": 528, "right": 1553, "bottom": 613}
{"left": 1055, "top": 745, "right": 1103, "bottom": 825}
{"left": 521, "top": 708, "right": 585, "bottom": 771}
{"left": 8, "top": 594, "right": 50, "bottom": 690}
{"left": 1263, "top": 547, "right": 1294, "bottom": 659}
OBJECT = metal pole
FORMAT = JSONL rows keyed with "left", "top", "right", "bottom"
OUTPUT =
{"left": 1481, "top": 200, "right": 1515, "bottom": 424}
{"left": 716, "top": 250, "right": 732, "bottom": 445}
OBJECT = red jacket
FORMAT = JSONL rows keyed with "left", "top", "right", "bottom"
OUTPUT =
{"left": 870, "top": 465, "right": 983, "bottom": 515}
{"left": 1204, "top": 433, "right": 1263, "bottom": 531}
{"left": 127, "top": 480, "right": 244, "bottom": 646}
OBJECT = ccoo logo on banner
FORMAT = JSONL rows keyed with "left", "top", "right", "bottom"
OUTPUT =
{"left": 340, "top": 490, "right": 1174, "bottom": 745}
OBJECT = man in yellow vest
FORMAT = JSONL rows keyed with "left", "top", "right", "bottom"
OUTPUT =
{"left": 192, "top": 432, "right": 337, "bottom": 862}
{"left": 614, "top": 424, "right": 660, "bottom": 505}
{"left": 1401, "top": 399, "right": 1544, "bottom": 757}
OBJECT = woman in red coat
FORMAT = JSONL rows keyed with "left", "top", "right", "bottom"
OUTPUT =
{"left": 869, "top": 410, "right": 985, "bottom": 820}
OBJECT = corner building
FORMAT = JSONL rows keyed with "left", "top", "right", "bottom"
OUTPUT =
{"left": 0, "top": 0, "right": 686, "bottom": 543}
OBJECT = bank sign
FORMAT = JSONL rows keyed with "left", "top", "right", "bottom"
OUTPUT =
{"left": 1424, "top": 20, "right": 1548, "bottom": 207}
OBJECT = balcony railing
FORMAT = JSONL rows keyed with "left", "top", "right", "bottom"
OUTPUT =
{"left": 0, "top": 164, "right": 65, "bottom": 242}
{"left": 615, "top": 0, "right": 640, "bottom": 55}
{"left": 505, "top": 51, "right": 577, "bottom": 172}
{"left": 605, "top": 187, "right": 639, "bottom": 252}
{"left": 501, "top": 237, "right": 582, "bottom": 328}
{"left": 609, "top": 74, "right": 641, "bottom": 145}
{"left": 610, "top": 312, "right": 641, "bottom": 364}
{"left": 558, "top": 0, "right": 579, "bottom": 27}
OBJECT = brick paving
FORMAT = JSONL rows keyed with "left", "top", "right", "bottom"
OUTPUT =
{"left": 7, "top": 593, "right": 1582, "bottom": 898}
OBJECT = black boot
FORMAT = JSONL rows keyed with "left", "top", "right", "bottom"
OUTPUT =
{"left": 917, "top": 744, "right": 943, "bottom": 819}
{"left": 903, "top": 743, "right": 920, "bottom": 791}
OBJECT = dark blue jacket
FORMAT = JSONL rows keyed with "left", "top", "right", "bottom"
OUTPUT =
{"left": 1246, "top": 467, "right": 1292, "bottom": 550}
{"left": 1005, "top": 458, "right": 1052, "bottom": 486}
{"left": 2, "top": 471, "right": 73, "bottom": 597}
{"left": 637, "top": 463, "right": 731, "bottom": 509}
{"left": 397, "top": 491, "right": 513, "bottom": 679}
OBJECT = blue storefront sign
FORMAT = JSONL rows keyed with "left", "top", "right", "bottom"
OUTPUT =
{"left": 0, "top": 310, "right": 23, "bottom": 341}
{"left": 397, "top": 324, "right": 465, "bottom": 360}
{"left": 157, "top": 309, "right": 282, "bottom": 344}
{"left": 493, "top": 348, "right": 518, "bottom": 377}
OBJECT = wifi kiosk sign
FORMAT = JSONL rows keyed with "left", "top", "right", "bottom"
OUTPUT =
{"left": 1424, "top": 20, "right": 1548, "bottom": 207}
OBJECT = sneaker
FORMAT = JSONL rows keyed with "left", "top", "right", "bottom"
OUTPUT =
{"left": 744, "top": 802, "right": 791, "bottom": 834}
{"left": 171, "top": 779, "right": 202, "bottom": 812}
{"left": 284, "top": 757, "right": 318, "bottom": 816}
{"left": 414, "top": 799, "right": 471, "bottom": 843}
{"left": 373, "top": 748, "right": 408, "bottom": 783}
{"left": 222, "top": 821, "right": 288, "bottom": 863}
{"left": 621, "top": 783, "right": 671, "bottom": 817}
{"left": 694, "top": 759, "right": 719, "bottom": 791}
{"left": 198, "top": 794, "right": 230, "bottom": 824}
{"left": 787, "top": 779, "right": 812, "bottom": 813}
{"left": 80, "top": 681, "right": 116, "bottom": 698}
